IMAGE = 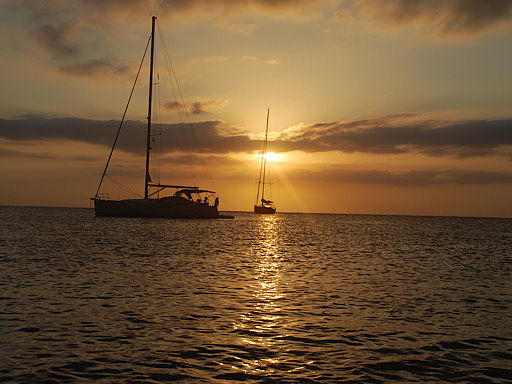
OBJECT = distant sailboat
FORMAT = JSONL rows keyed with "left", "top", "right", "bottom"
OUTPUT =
{"left": 91, "top": 15, "right": 220, "bottom": 218}
{"left": 254, "top": 109, "right": 276, "bottom": 214}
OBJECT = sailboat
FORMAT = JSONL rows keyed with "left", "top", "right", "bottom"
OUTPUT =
{"left": 91, "top": 15, "right": 220, "bottom": 219}
{"left": 254, "top": 109, "right": 277, "bottom": 214}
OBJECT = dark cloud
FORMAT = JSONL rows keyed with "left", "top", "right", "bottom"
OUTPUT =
{"left": 16, "top": 113, "right": 44, "bottom": 119}
{"left": 0, "top": 147, "right": 99, "bottom": 162}
{"left": 9, "top": 0, "right": 315, "bottom": 78}
{"left": 9, "top": 0, "right": 512, "bottom": 48}
{"left": 346, "top": 0, "right": 512, "bottom": 37}
{"left": 160, "top": 153, "right": 238, "bottom": 165}
{"left": 190, "top": 102, "right": 210, "bottom": 115}
{"left": 0, "top": 148, "right": 55, "bottom": 159}
{"left": 0, "top": 116, "right": 256, "bottom": 155}
{"left": 163, "top": 99, "right": 228, "bottom": 114}
{"left": 2, "top": 115, "right": 512, "bottom": 188}
{"left": 290, "top": 167, "right": 512, "bottom": 185}
{"left": 164, "top": 101, "right": 181, "bottom": 111}
{"left": 142, "top": 0, "right": 320, "bottom": 15}
{"left": 1, "top": 114, "right": 511, "bottom": 158}
{"left": 34, "top": 22, "right": 80, "bottom": 58}
{"left": 59, "top": 58, "right": 129, "bottom": 76}
{"left": 4, "top": 1, "right": 136, "bottom": 77}
{"left": 274, "top": 115, "right": 512, "bottom": 158}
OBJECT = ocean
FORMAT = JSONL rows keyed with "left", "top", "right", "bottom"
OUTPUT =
{"left": 1, "top": 206, "right": 511, "bottom": 383}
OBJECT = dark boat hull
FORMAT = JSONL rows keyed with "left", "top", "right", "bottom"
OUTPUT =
{"left": 254, "top": 205, "right": 276, "bottom": 214}
{"left": 94, "top": 198, "right": 219, "bottom": 218}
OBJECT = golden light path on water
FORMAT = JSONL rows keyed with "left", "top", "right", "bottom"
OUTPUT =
{"left": 230, "top": 215, "right": 309, "bottom": 376}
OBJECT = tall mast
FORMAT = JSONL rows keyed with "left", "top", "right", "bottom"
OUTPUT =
{"left": 145, "top": 15, "right": 156, "bottom": 199}
{"left": 261, "top": 108, "right": 270, "bottom": 201}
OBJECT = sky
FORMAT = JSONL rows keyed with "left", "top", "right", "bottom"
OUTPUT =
{"left": 1, "top": 0, "right": 512, "bottom": 217}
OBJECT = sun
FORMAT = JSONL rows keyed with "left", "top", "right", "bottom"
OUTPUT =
{"left": 265, "top": 152, "right": 284, "bottom": 162}
{"left": 249, "top": 151, "right": 286, "bottom": 163}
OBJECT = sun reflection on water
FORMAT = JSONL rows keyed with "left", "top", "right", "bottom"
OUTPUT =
{"left": 231, "top": 215, "right": 287, "bottom": 375}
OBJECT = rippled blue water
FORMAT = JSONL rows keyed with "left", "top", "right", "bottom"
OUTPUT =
{"left": 1, "top": 206, "right": 511, "bottom": 383}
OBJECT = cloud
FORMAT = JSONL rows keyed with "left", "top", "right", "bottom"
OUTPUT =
{"left": 0, "top": 146, "right": 99, "bottom": 161}
{"left": 0, "top": 116, "right": 255, "bottom": 155}
{"left": 1, "top": 114, "right": 512, "bottom": 158}
{"left": 0, "top": 147, "right": 55, "bottom": 159}
{"left": 2, "top": 114, "right": 512, "bottom": 189}
{"left": 163, "top": 99, "right": 229, "bottom": 114}
{"left": 156, "top": 0, "right": 321, "bottom": 16}
{"left": 291, "top": 167, "right": 512, "bottom": 185}
{"left": 9, "top": 0, "right": 321, "bottom": 24}
{"left": 58, "top": 58, "right": 129, "bottom": 76}
{"left": 274, "top": 114, "right": 512, "bottom": 158}
{"left": 203, "top": 55, "right": 229, "bottom": 63}
{"left": 4, "top": 1, "right": 136, "bottom": 77}
{"left": 341, "top": 0, "right": 512, "bottom": 38}
{"left": 4, "top": 0, "right": 316, "bottom": 77}
{"left": 34, "top": 21, "right": 80, "bottom": 58}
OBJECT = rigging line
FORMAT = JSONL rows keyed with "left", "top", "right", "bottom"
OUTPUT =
{"left": 256, "top": 110, "right": 270, "bottom": 204}
{"left": 256, "top": 138, "right": 265, "bottom": 204}
{"left": 152, "top": 56, "right": 161, "bottom": 188}
{"left": 156, "top": 71, "right": 162, "bottom": 188}
{"left": 157, "top": 22, "right": 198, "bottom": 187}
{"left": 261, "top": 109, "right": 270, "bottom": 201}
{"left": 269, "top": 158, "right": 273, "bottom": 199}
{"left": 106, "top": 175, "right": 142, "bottom": 197}
{"left": 156, "top": 22, "right": 198, "bottom": 188}
{"left": 106, "top": 176, "right": 132, "bottom": 196}
{"left": 95, "top": 35, "right": 151, "bottom": 198}
{"left": 157, "top": 22, "right": 212, "bottom": 188}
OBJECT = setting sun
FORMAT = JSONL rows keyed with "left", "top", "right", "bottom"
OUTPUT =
{"left": 264, "top": 152, "right": 284, "bottom": 163}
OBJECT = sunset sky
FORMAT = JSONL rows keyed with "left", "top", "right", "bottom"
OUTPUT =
{"left": 1, "top": 0, "right": 512, "bottom": 217}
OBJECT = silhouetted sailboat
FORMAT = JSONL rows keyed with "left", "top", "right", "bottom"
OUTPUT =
{"left": 92, "top": 15, "right": 220, "bottom": 218}
{"left": 254, "top": 109, "right": 276, "bottom": 214}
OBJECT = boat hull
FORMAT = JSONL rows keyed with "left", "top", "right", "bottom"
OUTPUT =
{"left": 94, "top": 198, "right": 219, "bottom": 219}
{"left": 254, "top": 205, "right": 276, "bottom": 214}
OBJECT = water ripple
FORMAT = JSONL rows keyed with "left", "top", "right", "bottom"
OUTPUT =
{"left": 1, "top": 207, "right": 511, "bottom": 383}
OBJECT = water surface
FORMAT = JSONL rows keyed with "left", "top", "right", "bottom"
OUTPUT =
{"left": 1, "top": 207, "right": 511, "bottom": 383}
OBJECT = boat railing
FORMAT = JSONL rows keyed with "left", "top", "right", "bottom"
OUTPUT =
{"left": 95, "top": 193, "right": 125, "bottom": 201}
{"left": 96, "top": 193, "right": 111, "bottom": 200}
{"left": 97, "top": 193, "right": 144, "bottom": 201}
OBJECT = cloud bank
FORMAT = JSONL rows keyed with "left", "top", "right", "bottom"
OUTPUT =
{"left": 1, "top": 114, "right": 511, "bottom": 159}
{"left": 289, "top": 167, "right": 512, "bottom": 186}
{"left": 274, "top": 114, "right": 512, "bottom": 158}
{"left": 3, "top": 113, "right": 512, "bottom": 187}
{"left": 0, "top": 117, "right": 254, "bottom": 155}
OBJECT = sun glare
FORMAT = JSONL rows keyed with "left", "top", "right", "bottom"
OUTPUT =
{"left": 264, "top": 152, "right": 284, "bottom": 162}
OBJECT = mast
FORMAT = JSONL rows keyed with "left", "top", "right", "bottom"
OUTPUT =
{"left": 261, "top": 108, "right": 270, "bottom": 202}
{"left": 145, "top": 15, "right": 156, "bottom": 199}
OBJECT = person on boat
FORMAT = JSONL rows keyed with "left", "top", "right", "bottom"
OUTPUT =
{"left": 215, "top": 197, "right": 219, "bottom": 207}
{"left": 204, "top": 196, "right": 209, "bottom": 205}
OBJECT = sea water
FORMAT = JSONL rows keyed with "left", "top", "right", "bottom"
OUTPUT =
{"left": 1, "top": 206, "right": 511, "bottom": 383}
